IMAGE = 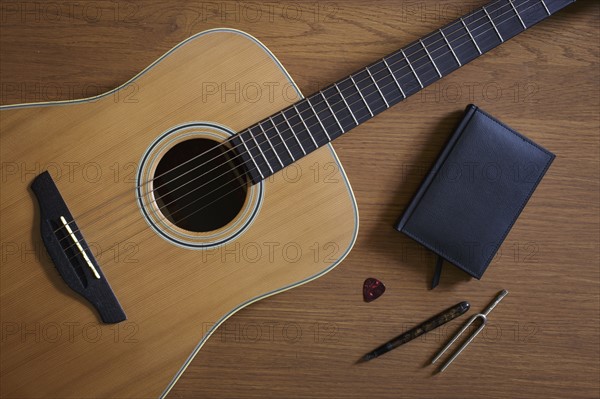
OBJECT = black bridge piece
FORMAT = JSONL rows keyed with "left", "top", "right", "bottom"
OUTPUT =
{"left": 31, "top": 171, "right": 126, "bottom": 324}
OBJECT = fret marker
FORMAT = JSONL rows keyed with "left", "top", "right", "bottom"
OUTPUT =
{"left": 335, "top": 83, "right": 359, "bottom": 125}
{"left": 60, "top": 216, "right": 100, "bottom": 279}
{"left": 440, "top": 29, "right": 461, "bottom": 67}
{"left": 366, "top": 67, "right": 389, "bottom": 108}
{"left": 239, "top": 132, "right": 264, "bottom": 179}
{"left": 420, "top": 39, "right": 442, "bottom": 78}
{"left": 259, "top": 123, "right": 284, "bottom": 168}
{"left": 248, "top": 128, "right": 274, "bottom": 174}
{"left": 350, "top": 75, "right": 374, "bottom": 117}
{"left": 401, "top": 49, "right": 424, "bottom": 88}
{"left": 383, "top": 58, "right": 406, "bottom": 98}
{"left": 320, "top": 91, "right": 344, "bottom": 134}
{"left": 509, "top": 0, "right": 527, "bottom": 29}
{"left": 483, "top": 6, "right": 504, "bottom": 43}
{"left": 461, "top": 17, "right": 482, "bottom": 55}
{"left": 270, "top": 117, "right": 295, "bottom": 162}
{"left": 282, "top": 110, "right": 306, "bottom": 155}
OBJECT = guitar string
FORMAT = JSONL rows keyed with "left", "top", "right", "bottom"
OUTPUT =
{"left": 131, "top": 0, "right": 517, "bottom": 194}
{"left": 55, "top": 0, "right": 530, "bottom": 252}
{"left": 60, "top": 0, "right": 546, "bottom": 264}
{"left": 54, "top": 0, "right": 532, "bottom": 249}
{"left": 135, "top": 0, "right": 541, "bottom": 212}
{"left": 52, "top": 0, "right": 517, "bottom": 235}
{"left": 134, "top": 0, "right": 545, "bottom": 233}
{"left": 59, "top": 0, "right": 541, "bottom": 256}
{"left": 133, "top": 0, "right": 531, "bottom": 203}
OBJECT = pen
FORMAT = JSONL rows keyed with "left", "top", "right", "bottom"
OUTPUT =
{"left": 358, "top": 301, "right": 470, "bottom": 363}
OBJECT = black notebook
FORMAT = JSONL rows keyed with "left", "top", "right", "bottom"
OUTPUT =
{"left": 395, "top": 105, "right": 555, "bottom": 287}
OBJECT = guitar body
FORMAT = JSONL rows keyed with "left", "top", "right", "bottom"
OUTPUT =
{"left": 0, "top": 29, "right": 358, "bottom": 398}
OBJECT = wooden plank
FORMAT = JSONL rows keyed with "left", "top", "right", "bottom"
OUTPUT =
{"left": 0, "top": 0, "right": 598, "bottom": 398}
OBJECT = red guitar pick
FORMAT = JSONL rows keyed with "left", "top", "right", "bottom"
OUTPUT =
{"left": 363, "top": 278, "right": 386, "bottom": 302}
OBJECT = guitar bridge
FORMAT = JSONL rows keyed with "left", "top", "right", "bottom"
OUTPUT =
{"left": 31, "top": 171, "right": 126, "bottom": 324}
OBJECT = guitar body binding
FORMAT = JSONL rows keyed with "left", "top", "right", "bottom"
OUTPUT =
{"left": 0, "top": 29, "right": 359, "bottom": 398}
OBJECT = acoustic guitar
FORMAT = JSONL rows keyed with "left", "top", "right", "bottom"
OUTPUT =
{"left": 0, "top": 0, "right": 575, "bottom": 397}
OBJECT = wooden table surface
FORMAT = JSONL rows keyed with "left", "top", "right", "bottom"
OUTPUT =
{"left": 1, "top": 1, "right": 598, "bottom": 398}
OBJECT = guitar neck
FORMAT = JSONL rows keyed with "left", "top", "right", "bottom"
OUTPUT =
{"left": 233, "top": 0, "right": 575, "bottom": 184}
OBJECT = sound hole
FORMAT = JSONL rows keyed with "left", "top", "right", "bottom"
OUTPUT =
{"left": 152, "top": 138, "right": 248, "bottom": 232}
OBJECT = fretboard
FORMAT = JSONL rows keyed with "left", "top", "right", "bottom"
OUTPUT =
{"left": 231, "top": 0, "right": 575, "bottom": 184}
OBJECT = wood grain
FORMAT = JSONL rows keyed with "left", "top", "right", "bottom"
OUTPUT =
{"left": 1, "top": 0, "right": 598, "bottom": 398}
{"left": 0, "top": 30, "right": 358, "bottom": 398}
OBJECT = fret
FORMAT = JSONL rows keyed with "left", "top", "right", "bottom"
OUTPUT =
{"left": 321, "top": 85, "right": 358, "bottom": 132}
{"left": 518, "top": 0, "right": 555, "bottom": 28}
{"left": 354, "top": 68, "right": 388, "bottom": 113}
{"left": 248, "top": 127, "right": 274, "bottom": 174}
{"left": 461, "top": 17, "right": 482, "bottom": 55}
{"left": 260, "top": 118, "right": 294, "bottom": 166}
{"left": 364, "top": 61, "right": 405, "bottom": 108}
{"left": 365, "top": 67, "right": 389, "bottom": 108}
{"left": 293, "top": 104, "right": 319, "bottom": 148}
{"left": 485, "top": 0, "right": 527, "bottom": 41}
{"left": 483, "top": 6, "right": 504, "bottom": 42}
{"left": 320, "top": 91, "right": 344, "bottom": 133}
{"left": 439, "top": 28, "right": 461, "bottom": 66}
{"left": 335, "top": 78, "right": 373, "bottom": 123}
{"left": 237, "top": 132, "right": 264, "bottom": 180}
{"left": 510, "top": 0, "right": 527, "bottom": 29}
{"left": 335, "top": 83, "right": 359, "bottom": 125}
{"left": 420, "top": 39, "right": 442, "bottom": 78}
{"left": 465, "top": 9, "right": 503, "bottom": 54}
{"left": 442, "top": 22, "right": 480, "bottom": 66}
{"left": 403, "top": 42, "right": 442, "bottom": 88}
{"left": 229, "top": 0, "right": 575, "bottom": 184}
{"left": 404, "top": 41, "right": 445, "bottom": 87}
{"left": 544, "top": 0, "right": 574, "bottom": 15}
{"left": 284, "top": 106, "right": 318, "bottom": 154}
{"left": 307, "top": 91, "right": 344, "bottom": 140}
{"left": 306, "top": 97, "right": 331, "bottom": 141}
{"left": 385, "top": 51, "right": 422, "bottom": 96}
{"left": 269, "top": 116, "right": 295, "bottom": 162}
{"left": 281, "top": 109, "right": 307, "bottom": 155}
{"left": 349, "top": 75, "right": 374, "bottom": 117}
{"left": 269, "top": 117, "right": 294, "bottom": 162}
{"left": 422, "top": 31, "right": 460, "bottom": 76}
{"left": 540, "top": 0, "right": 551, "bottom": 15}
{"left": 383, "top": 58, "right": 406, "bottom": 98}
{"left": 401, "top": 49, "right": 423, "bottom": 88}
{"left": 259, "top": 123, "right": 284, "bottom": 168}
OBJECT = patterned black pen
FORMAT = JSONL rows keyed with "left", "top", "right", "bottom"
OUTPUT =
{"left": 358, "top": 301, "right": 470, "bottom": 363}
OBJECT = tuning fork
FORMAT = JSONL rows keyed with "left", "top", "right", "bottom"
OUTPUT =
{"left": 431, "top": 290, "right": 508, "bottom": 372}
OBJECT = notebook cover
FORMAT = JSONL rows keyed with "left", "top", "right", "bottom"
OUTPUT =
{"left": 395, "top": 104, "right": 555, "bottom": 279}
